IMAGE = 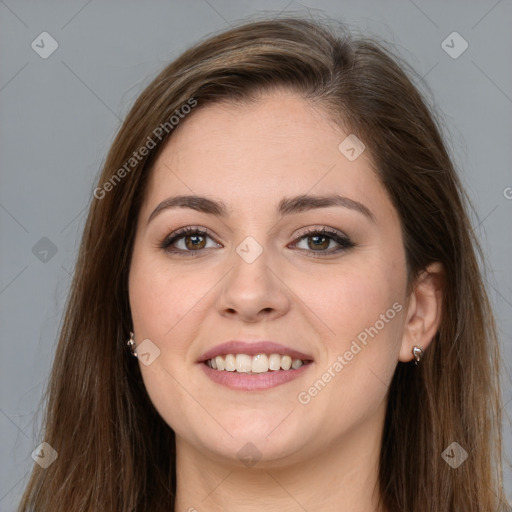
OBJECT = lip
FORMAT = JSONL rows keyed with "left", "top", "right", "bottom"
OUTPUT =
{"left": 197, "top": 340, "right": 314, "bottom": 363}
{"left": 200, "top": 361, "right": 313, "bottom": 391}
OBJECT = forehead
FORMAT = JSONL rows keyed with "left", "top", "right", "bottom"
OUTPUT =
{"left": 143, "top": 91, "right": 389, "bottom": 218}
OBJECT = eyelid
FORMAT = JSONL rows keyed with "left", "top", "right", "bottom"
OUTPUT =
{"left": 159, "top": 226, "right": 221, "bottom": 249}
{"left": 293, "top": 225, "right": 349, "bottom": 240}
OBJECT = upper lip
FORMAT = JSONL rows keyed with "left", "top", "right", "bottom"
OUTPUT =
{"left": 198, "top": 341, "right": 314, "bottom": 363}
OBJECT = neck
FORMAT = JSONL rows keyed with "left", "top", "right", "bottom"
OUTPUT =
{"left": 174, "top": 403, "right": 388, "bottom": 512}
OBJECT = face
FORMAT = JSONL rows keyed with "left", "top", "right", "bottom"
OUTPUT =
{"left": 128, "top": 90, "right": 410, "bottom": 468}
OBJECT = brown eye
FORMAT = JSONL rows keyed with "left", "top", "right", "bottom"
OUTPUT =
{"left": 160, "top": 227, "right": 221, "bottom": 255}
{"left": 290, "top": 228, "right": 355, "bottom": 256}
{"left": 183, "top": 233, "right": 207, "bottom": 250}
{"left": 306, "top": 234, "right": 330, "bottom": 250}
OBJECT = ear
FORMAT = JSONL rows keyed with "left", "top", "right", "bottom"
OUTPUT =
{"left": 399, "top": 262, "right": 444, "bottom": 363}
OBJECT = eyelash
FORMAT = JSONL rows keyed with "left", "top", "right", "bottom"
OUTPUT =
{"left": 159, "top": 226, "right": 355, "bottom": 258}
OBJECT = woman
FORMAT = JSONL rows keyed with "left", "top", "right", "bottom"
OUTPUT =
{"left": 18, "top": 16, "right": 510, "bottom": 511}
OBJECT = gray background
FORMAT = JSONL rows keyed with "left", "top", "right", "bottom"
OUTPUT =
{"left": 1, "top": 0, "right": 511, "bottom": 509}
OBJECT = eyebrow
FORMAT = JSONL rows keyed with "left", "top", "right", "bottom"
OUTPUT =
{"left": 147, "top": 193, "right": 375, "bottom": 224}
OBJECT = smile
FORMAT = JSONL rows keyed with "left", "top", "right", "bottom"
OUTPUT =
{"left": 198, "top": 340, "right": 314, "bottom": 390}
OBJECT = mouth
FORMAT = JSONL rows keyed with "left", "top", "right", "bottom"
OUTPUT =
{"left": 198, "top": 341, "right": 314, "bottom": 391}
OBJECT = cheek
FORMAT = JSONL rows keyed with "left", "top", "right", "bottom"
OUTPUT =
{"left": 303, "top": 265, "right": 404, "bottom": 343}
{"left": 299, "top": 257, "right": 406, "bottom": 406}
{"left": 296, "top": 269, "right": 404, "bottom": 432}
{"left": 128, "top": 247, "right": 207, "bottom": 341}
{"left": 127, "top": 249, "right": 210, "bottom": 433}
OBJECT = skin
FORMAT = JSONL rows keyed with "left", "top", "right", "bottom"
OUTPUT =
{"left": 128, "top": 90, "right": 443, "bottom": 511}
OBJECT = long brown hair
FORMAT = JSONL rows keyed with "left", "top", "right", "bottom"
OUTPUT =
{"left": 19, "top": 16, "right": 510, "bottom": 511}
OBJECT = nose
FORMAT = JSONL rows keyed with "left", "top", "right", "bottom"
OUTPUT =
{"left": 215, "top": 246, "right": 291, "bottom": 323}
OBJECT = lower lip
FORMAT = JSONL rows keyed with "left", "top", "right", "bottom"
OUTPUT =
{"left": 200, "top": 362, "right": 313, "bottom": 391}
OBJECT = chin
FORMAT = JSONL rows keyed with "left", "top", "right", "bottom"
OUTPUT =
{"left": 187, "top": 413, "right": 315, "bottom": 467}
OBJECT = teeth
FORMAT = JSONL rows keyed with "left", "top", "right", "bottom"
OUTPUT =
{"left": 252, "top": 354, "right": 269, "bottom": 373}
{"left": 225, "top": 354, "right": 236, "bottom": 372}
{"left": 205, "top": 353, "right": 307, "bottom": 373}
{"left": 291, "top": 358, "right": 303, "bottom": 369}
{"left": 269, "top": 353, "right": 281, "bottom": 370}
{"left": 281, "top": 355, "right": 292, "bottom": 370}
{"left": 235, "top": 354, "right": 252, "bottom": 373}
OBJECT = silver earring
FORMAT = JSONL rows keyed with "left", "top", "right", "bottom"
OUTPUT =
{"left": 127, "top": 331, "right": 138, "bottom": 358}
{"left": 412, "top": 345, "right": 423, "bottom": 366}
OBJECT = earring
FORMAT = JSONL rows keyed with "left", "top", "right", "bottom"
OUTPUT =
{"left": 412, "top": 345, "right": 423, "bottom": 366}
{"left": 126, "top": 331, "right": 138, "bottom": 358}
